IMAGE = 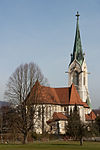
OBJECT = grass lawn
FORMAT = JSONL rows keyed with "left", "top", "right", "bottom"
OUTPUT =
{"left": 0, "top": 141, "right": 100, "bottom": 150}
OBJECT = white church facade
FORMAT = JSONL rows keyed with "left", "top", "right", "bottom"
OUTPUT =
{"left": 26, "top": 12, "right": 96, "bottom": 134}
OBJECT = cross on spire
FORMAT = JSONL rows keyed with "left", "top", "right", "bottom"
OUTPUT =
{"left": 76, "top": 11, "right": 80, "bottom": 21}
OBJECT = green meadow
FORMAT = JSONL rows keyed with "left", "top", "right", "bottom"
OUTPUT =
{"left": 0, "top": 141, "right": 100, "bottom": 150}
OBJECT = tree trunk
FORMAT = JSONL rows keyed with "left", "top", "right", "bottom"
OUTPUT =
{"left": 23, "top": 133, "right": 27, "bottom": 144}
{"left": 80, "top": 137, "right": 83, "bottom": 146}
{"left": 57, "top": 122, "right": 60, "bottom": 135}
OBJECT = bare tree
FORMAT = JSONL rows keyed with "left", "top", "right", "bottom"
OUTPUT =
{"left": 5, "top": 62, "right": 48, "bottom": 144}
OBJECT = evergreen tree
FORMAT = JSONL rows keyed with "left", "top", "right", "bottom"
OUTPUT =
{"left": 66, "top": 105, "right": 88, "bottom": 145}
{"left": 95, "top": 116, "right": 100, "bottom": 135}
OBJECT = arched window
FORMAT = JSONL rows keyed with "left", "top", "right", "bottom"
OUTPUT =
{"left": 73, "top": 71, "right": 79, "bottom": 86}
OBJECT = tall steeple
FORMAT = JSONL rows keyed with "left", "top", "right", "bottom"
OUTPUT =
{"left": 68, "top": 12, "right": 91, "bottom": 105}
{"left": 71, "top": 11, "right": 84, "bottom": 65}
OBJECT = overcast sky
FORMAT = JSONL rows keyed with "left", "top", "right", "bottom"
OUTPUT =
{"left": 0, "top": 0, "right": 100, "bottom": 108}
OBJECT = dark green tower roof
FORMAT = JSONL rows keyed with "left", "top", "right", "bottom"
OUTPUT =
{"left": 70, "top": 12, "right": 84, "bottom": 65}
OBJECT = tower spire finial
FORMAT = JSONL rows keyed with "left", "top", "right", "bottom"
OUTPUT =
{"left": 70, "top": 12, "right": 84, "bottom": 66}
{"left": 76, "top": 11, "right": 80, "bottom": 21}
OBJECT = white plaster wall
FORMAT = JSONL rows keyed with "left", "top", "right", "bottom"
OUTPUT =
{"left": 68, "top": 59, "right": 90, "bottom": 103}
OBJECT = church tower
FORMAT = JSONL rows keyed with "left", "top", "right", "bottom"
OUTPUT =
{"left": 68, "top": 12, "right": 91, "bottom": 106}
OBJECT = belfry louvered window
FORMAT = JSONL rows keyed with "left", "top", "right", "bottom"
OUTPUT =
{"left": 73, "top": 71, "right": 79, "bottom": 87}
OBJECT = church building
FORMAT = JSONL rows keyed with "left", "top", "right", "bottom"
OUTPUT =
{"left": 26, "top": 12, "right": 96, "bottom": 134}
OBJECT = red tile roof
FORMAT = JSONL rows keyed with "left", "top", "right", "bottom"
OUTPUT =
{"left": 26, "top": 81, "right": 89, "bottom": 108}
{"left": 90, "top": 111, "right": 96, "bottom": 120}
{"left": 85, "top": 111, "right": 96, "bottom": 121}
{"left": 26, "top": 80, "right": 61, "bottom": 104}
{"left": 53, "top": 112, "right": 67, "bottom": 121}
{"left": 54, "top": 87, "right": 70, "bottom": 104}
{"left": 82, "top": 102, "right": 89, "bottom": 108}
{"left": 69, "top": 84, "right": 83, "bottom": 104}
{"left": 47, "top": 112, "right": 67, "bottom": 124}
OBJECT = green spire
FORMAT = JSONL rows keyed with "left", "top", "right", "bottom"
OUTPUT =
{"left": 71, "top": 12, "right": 84, "bottom": 65}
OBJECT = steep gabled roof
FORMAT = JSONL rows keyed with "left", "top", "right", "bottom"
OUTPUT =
{"left": 26, "top": 80, "right": 61, "bottom": 105}
{"left": 68, "top": 84, "right": 89, "bottom": 108}
{"left": 69, "top": 83, "right": 83, "bottom": 104}
{"left": 26, "top": 81, "right": 89, "bottom": 108}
